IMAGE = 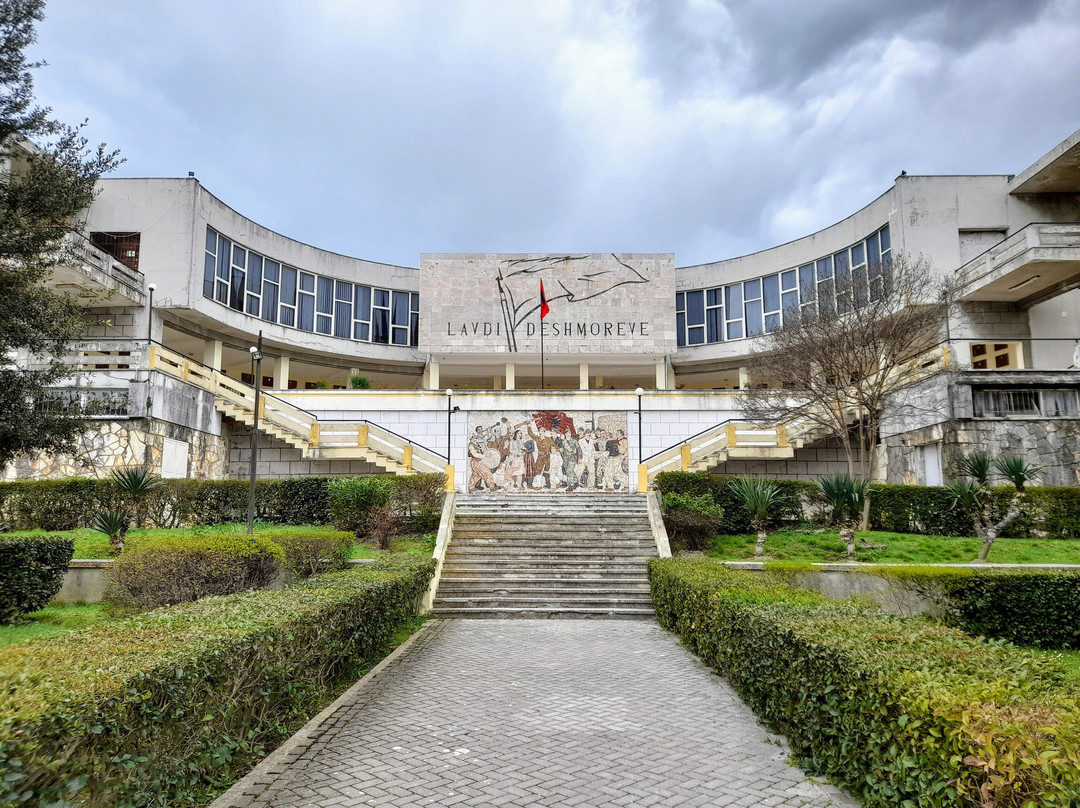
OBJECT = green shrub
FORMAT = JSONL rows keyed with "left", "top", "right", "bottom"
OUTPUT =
{"left": 329, "top": 476, "right": 394, "bottom": 537}
{"left": 104, "top": 534, "right": 285, "bottom": 610}
{"left": 275, "top": 477, "right": 333, "bottom": 524}
{"left": 275, "top": 532, "right": 353, "bottom": 578}
{"left": 0, "top": 478, "right": 112, "bottom": 531}
{"left": 0, "top": 537, "right": 74, "bottom": 624}
{"left": 390, "top": 473, "right": 445, "bottom": 532}
{"left": 0, "top": 556, "right": 435, "bottom": 807}
{"left": 650, "top": 559, "right": 1080, "bottom": 807}
{"left": 654, "top": 472, "right": 812, "bottom": 534}
{"left": 660, "top": 492, "right": 724, "bottom": 551}
{"left": 871, "top": 566, "right": 1080, "bottom": 649}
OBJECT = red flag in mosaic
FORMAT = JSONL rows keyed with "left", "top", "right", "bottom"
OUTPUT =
{"left": 540, "top": 280, "right": 550, "bottom": 319}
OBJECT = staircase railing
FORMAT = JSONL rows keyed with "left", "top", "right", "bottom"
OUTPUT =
{"left": 640, "top": 419, "right": 788, "bottom": 480}
{"left": 148, "top": 343, "right": 442, "bottom": 473}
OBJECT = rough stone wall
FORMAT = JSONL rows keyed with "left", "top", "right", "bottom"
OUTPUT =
{"left": 2, "top": 418, "right": 228, "bottom": 480}
{"left": 884, "top": 419, "right": 1080, "bottom": 487}
{"left": 228, "top": 426, "right": 384, "bottom": 479}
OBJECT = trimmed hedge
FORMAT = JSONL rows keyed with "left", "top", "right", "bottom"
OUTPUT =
{"left": 650, "top": 559, "right": 1080, "bottom": 807}
{"left": 0, "top": 555, "right": 436, "bottom": 807}
{"left": 870, "top": 566, "right": 1080, "bottom": 649}
{"left": 0, "top": 537, "right": 75, "bottom": 624}
{"left": 0, "top": 474, "right": 440, "bottom": 532}
{"left": 104, "top": 534, "right": 286, "bottom": 610}
{"left": 654, "top": 471, "right": 1080, "bottom": 538}
{"left": 654, "top": 472, "right": 815, "bottom": 534}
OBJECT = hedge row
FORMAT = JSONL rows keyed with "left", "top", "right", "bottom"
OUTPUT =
{"left": 0, "top": 474, "right": 445, "bottom": 532}
{"left": 0, "top": 556, "right": 436, "bottom": 807}
{"left": 653, "top": 471, "right": 1080, "bottom": 538}
{"left": 649, "top": 559, "right": 1080, "bottom": 807}
{"left": 0, "top": 537, "right": 74, "bottom": 624}
{"left": 869, "top": 566, "right": 1080, "bottom": 649}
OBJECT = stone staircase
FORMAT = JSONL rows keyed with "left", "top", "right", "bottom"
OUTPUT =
{"left": 433, "top": 494, "right": 657, "bottom": 619}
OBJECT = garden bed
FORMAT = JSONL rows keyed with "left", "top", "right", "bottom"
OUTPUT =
{"left": 649, "top": 558, "right": 1080, "bottom": 807}
{"left": 0, "top": 556, "right": 436, "bottom": 807}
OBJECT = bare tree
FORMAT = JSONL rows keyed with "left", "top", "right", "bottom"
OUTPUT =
{"left": 743, "top": 256, "right": 957, "bottom": 483}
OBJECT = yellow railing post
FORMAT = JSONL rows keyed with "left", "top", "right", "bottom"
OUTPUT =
{"left": 403, "top": 444, "right": 414, "bottom": 470}
{"left": 147, "top": 345, "right": 157, "bottom": 369}
{"left": 309, "top": 423, "right": 320, "bottom": 446}
{"left": 776, "top": 424, "right": 789, "bottom": 448}
{"left": 637, "top": 463, "right": 648, "bottom": 494}
{"left": 444, "top": 465, "right": 455, "bottom": 492}
{"left": 357, "top": 424, "right": 369, "bottom": 447}
{"left": 680, "top": 443, "right": 691, "bottom": 471}
{"left": 726, "top": 423, "right": 737, "bottom": 447}
{"left": 181, "top": 360, "right": 191, "bottom": 382}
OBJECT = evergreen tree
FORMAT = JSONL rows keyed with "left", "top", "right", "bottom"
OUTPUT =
{"left": 0, "top": 0, "right": 120, "bottom": 466}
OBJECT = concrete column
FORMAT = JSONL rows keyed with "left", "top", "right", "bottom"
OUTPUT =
{"left": 593, "top": 375, "right": 604, "bottom": 390}
{"left": 424, "top": 361, "right": 440, "bottom": 390}
{"left": 203, "top": 339, "right": 222, "bottom": 371}
{"left": 578, "top": 363, "right": 589, "bottom": 391}
{"left": 505, "top": 362, "right": 515, "bottom": 391}
{"left": 493, "top": 376, "right": 503, "bottom": 390}
{"left": 738, "top": 366, "right": 750, "bottom": 390}
{"left": 655, "top": 362, "right": 667, "bottom": 390}
{"left": 273, "top": 355, "right": 291, "bottom": 390}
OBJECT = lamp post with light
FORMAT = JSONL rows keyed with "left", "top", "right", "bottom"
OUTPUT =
{"left": 635, "top": 386, "right": 645, "bottom": 493}
{"left": 246, "top": 333, "right": 264, "bottom": 534}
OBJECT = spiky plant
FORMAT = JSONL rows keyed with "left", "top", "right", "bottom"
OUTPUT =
{"left": 111, "top": 467, "right": 164, "bottom": 528}
{"left": 728, "top": 476, "right": 782, "bottom": 557}
{"left": 948, "top": 452, "right": 1043, "bottom": 562}
{"left": 953, "top": 451, "right": 993, "bottom": 485}
{"left": 92, "top": 509, "right": 129, "bottom": 555}
{"left": 816, "top": 473, "right": 870, "bottom": 561}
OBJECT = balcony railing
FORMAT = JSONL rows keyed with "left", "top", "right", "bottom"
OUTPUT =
{"left": 956, "top": 222, "right": 1080, "bottom": 303}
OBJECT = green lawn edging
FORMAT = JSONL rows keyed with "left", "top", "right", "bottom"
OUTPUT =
{"left": 649, "top": 558, "right": 1080, "bottom": 807}
{"left": 0, "top": 555, "right": 436, "bottom": 808}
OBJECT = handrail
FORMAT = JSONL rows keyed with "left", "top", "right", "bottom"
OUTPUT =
{"left": 148, "top": 342, "right": 441, "bottom": 474}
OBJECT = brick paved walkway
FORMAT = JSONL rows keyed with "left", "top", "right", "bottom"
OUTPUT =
{"left": 212, "top": 620, "right": 855, "bottom": 808}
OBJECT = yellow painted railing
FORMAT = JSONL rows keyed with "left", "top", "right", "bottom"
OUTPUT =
{"left": 148, "top": 344, "right": 444, "bottom": 474}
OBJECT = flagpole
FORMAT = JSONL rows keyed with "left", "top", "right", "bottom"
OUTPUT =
{"left": 540, "top": 306, "right": 545, "bottom": 389}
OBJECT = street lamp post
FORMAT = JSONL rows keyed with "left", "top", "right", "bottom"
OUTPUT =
{"left": 635, "top": 387, "right": 644, "bottom": 462}
{"left": 246, "top": 333, "right": 264, "bottom": 534}
{"left": 146, "top": 283, "right": 157, "bottom": 344}
{"left": 445, "top": 388, "right": 453, "bottom": 462}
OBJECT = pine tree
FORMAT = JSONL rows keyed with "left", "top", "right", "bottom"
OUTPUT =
{"left": 0, "top": 0, "right": 121, "bottom": 466}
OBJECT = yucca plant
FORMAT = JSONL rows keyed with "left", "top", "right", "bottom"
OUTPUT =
{"left": 728, "top": 476, "right": 782, "bottom": 557}
{"left": 816, "top": 473, "right": 870, "bottom": 561}
{"left": 111, "top": 467, "right": 165, "bottom": 529}
{"left": 946, "top": 452, "right": 1044, "bottom": 562}
{"left": 92, "top": 509, "right": 130, "bottom": 555}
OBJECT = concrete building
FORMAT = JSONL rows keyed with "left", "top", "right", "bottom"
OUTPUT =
{"left": 7, "top": 127, "right": 1080, "bottom": 490}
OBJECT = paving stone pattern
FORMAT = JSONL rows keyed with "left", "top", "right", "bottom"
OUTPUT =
{"left": 214, "top": 619, "right": 855, "bottom": 808}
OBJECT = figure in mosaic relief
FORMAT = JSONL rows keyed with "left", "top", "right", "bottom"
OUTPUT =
{"left": 504, "top": 429, "right": 527, "bottom": 489}
{"left": 528, "top": 422, "right": 555, "bottom": 488}
{"left": 468, "top": 427, "right": 497, "bottom": 492}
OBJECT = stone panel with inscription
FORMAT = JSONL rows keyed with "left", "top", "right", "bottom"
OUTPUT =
{"left": 420, "top": 253, "right": 675, "bottom": 358}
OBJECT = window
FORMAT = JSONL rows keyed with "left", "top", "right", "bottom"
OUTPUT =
{"left": 90, "top": 232, "right": 141, "bottom": 271}
{"left": 973, "top": 388, "right": 1079, "bottom": 417}
{"left": 970, "top": 342, "right": 1023, "bottom": 370}
{"left": 200, "top": 227, "right": 421, "bottom": 346}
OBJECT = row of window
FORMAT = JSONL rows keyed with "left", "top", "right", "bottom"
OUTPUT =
{"left": 202, "top": 228, "right": 419, "bottom": 346}
{"left": 973, "top": 388, "right": 1079, "bottom": 418}
{"left": 676, "top": 225, "right": 892, "bottom": 347}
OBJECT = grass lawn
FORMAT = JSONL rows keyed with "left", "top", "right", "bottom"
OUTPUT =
{"left": 707, "top": 527, "right": 1080, "bottom": 564}
{"left": 349, "top": 533, "right": 436, "bottom": 559}
{"left": 0, "top": 603, "right": 111, "bottom": 649}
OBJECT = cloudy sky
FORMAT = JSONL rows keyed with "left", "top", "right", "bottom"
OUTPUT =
{"left": 28, "top": 0, "right": 1080, "bottom": 268}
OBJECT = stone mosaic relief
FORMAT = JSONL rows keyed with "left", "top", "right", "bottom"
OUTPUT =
{"left": 466, "top": 410, "right": 629, "bottom": 494}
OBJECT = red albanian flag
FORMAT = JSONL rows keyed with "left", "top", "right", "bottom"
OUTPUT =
{"left": 540, "top": 280, "right": 550, "bottom": 319}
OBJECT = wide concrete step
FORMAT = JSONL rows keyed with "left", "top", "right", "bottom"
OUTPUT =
{"left": 447, "top": 546, "right": 653, "bottom": 556}
{"left": 432, "top": 606, "right": 655, "bottom": 620}
{"left": 441, "top": 566, "right": 649, "bottom": 578}
{"left": 435, "top": 595, "right": 653, "bottom": 608}
{"left": 437, "top": 583, "right": 651, "bottom": 595}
